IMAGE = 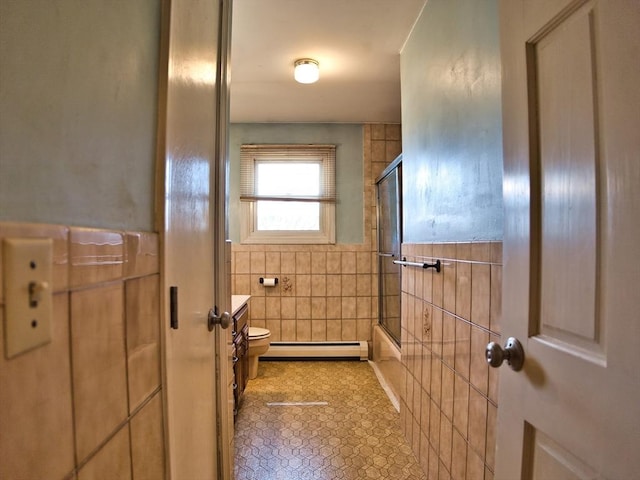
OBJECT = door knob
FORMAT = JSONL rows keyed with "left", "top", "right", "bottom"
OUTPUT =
{"left": 208, "top": 307, "right": 231, "bottom": 331}
{"left": 485, "top": 337, "right": 524, "bottom": 371}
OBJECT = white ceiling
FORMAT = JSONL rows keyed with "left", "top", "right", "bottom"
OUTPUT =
{"left": 229, "top": 0, "right": 426, "bottom": 124}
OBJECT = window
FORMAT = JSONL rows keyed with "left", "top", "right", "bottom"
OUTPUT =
{"left": 240, "top": 144, "right": 336, "bottom": 244}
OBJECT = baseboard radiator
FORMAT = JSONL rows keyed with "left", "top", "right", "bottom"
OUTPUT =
{"left": 261, "top": 341, "right": 368, "bottom": 361}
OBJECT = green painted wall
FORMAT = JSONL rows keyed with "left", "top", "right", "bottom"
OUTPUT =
{"left": 400, "top": 0, "right": 503, "bottom": 242}
{"left": 0, "top": 1, "right": 160, "bottom": 231}
{"left": 228, "top": 123, "right": 364, "bottom": 244}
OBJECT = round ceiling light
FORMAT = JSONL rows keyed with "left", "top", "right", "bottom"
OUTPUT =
{"left": 294, "top": 58, "right": 320, "bottom": 84}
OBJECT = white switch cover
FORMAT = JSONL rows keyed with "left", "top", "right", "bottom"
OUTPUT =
{"left": 3, "top": 238, "right": 53, "bottom": 358}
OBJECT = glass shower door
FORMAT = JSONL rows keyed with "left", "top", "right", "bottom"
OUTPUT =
{"left": 376, "top": 156, "right": 402, "bottom": 346}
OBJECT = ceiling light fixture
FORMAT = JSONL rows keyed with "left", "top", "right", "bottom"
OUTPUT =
{"left": 294, "top": 58, "right": 320, "bottom": 84}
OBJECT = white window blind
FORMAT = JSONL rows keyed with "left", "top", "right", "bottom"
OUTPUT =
{"left": 240, "top": 144, "right": 336, "bottom": 203}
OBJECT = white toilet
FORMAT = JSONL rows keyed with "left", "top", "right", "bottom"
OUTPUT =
{"left": 247, "top": 327, "right": 271, "bottom": 379}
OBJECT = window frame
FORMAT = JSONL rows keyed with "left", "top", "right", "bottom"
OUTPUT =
{"left": 239, "top": 144, "right": 336, "bottom": 244}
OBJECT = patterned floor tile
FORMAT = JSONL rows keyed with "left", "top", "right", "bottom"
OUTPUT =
{"left": 234, "top": 361, "right": 427, "bottom": 480}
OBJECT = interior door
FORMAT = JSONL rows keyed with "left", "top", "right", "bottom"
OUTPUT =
{"left": 214, "top": 0, "right": 234, "bottom": 477}
{"left": 498, "top": 0, "right": 640, "bottom": 478}
{"left": 158, "top": 0, "right": 232, "bottom": 478}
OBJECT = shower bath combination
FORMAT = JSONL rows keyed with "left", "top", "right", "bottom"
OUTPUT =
{"left": 376, "top": 154, "right": 402, "bottom": 347}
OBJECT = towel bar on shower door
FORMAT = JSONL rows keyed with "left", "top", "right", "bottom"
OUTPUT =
{"left": 393, "top": 258, "right": 441, "bottom": 273}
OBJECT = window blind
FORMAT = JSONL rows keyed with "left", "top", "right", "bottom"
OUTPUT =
{"left": 240, "top": 144, "right": 336, "bottom": 202}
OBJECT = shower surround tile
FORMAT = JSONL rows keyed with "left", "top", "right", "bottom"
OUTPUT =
{"left": 400, "top": 241, "right": 502, "bottom": 479}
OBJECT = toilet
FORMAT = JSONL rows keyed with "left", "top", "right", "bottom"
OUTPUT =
{"left": 247, "top": 327, "right": 271, "bottom": 379}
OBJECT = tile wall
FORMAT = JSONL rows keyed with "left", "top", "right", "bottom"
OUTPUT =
{"left": 231, "top": 124, "right": 401, "bottom": 343}
{"left": 0, "top": 223, "right": 165, "bottom": 480}
{"left": 399, "top": 242, "right": 502, "bottom": 480}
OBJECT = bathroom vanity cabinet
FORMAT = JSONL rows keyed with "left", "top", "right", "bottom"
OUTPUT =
{"left": 231, "top": 296, "right": 250, "bottom": 419}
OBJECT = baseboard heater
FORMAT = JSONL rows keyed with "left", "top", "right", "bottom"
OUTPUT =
{"left": 261, "top": 341, "right": 368, "bottom": 361}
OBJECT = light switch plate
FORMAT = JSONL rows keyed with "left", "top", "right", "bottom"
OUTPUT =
{"left": 3, "top": 238, "right": 53, "bottom": 358}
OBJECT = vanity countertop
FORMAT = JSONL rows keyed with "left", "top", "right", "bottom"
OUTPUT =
{"left": 231, "top": 295, "right": 251, "bottom": 317}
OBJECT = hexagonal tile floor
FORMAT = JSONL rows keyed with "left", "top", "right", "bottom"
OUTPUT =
{"left": 234, "top": 361, "right": 427, "bottom": 480}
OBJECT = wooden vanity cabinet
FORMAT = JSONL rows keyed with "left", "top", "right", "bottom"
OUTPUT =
{"left": 232, "top": 302, "right": 249, "bottom": 418}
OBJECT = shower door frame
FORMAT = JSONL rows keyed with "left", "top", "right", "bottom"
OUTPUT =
{"left": 376, "top": 154, "right": 402, "bottom": 347}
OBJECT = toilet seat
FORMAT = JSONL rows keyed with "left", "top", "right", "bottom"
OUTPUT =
{"left": 248, "top": 327, "right": 271, "bottom": 340}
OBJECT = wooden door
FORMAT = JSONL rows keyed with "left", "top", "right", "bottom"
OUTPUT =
{"left": 158, "top": 0, "right": 232, "bottom": 478}
{"left": 498, "top": 0, "right": 640, "bottom": 478}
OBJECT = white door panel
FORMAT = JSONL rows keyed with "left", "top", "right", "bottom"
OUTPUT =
{"left": 160, "top": 0, "right": 233, "bottom": 478}
{"left": 498, "top": 0, "right": 640, "bottom": 478}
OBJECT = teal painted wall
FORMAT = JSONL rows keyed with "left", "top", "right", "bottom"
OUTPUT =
{"left": 400, "top": 0, "right": 503, "bottom": 242}
{"left": 228, "top": 123, "right": 364, "bottom": 244}
{"left": 0, "top": 1, "right": 160, "bottom": 231}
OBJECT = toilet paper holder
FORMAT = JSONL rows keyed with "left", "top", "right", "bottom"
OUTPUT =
{"left": 259, "top": 277, "right": 279, "bottom": 286}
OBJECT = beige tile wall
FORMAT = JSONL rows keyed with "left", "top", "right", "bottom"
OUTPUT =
{"left": 0, "top": 223, "right": 165, "bottom": 480}
{"left": 399, "top": 242, "right": 502, "bottom": 480}
{"left": 231, "top": 124, "right": 401, "bottom": 343}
